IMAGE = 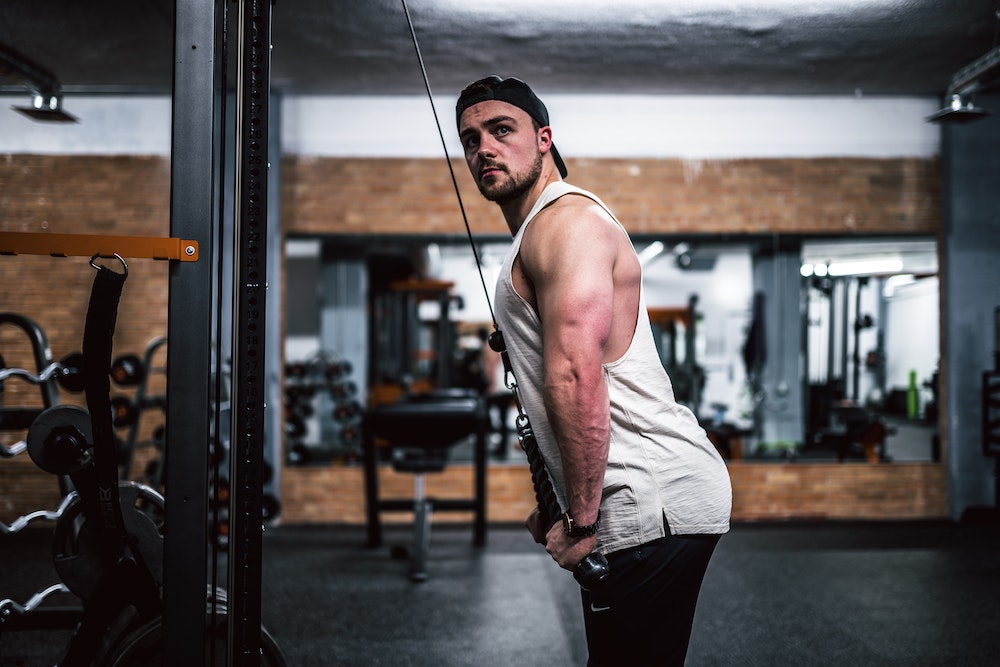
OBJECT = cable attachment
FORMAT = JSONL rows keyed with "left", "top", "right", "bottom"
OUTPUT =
{"left": 89, "top": 252, "right": 128, "bottom": 278}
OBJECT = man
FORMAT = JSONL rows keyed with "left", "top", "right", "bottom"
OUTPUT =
{"left": 456, "top": 76, "right": 733, "bottom": 666}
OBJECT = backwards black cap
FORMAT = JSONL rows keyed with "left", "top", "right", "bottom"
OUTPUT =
{"left": 456, "top": 76, "right": 568, "bottom": 178}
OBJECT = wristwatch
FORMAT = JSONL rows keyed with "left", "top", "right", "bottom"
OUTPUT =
{"left": 562, "top": 510, "right": 600, "bottom": 537}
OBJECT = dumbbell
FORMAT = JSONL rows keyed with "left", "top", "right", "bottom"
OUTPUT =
{"left": 323, "top": 360, "right": 352, "bottom": 381}
{"left": 330, "top": 381, "right": 357, "bottom": 400}
{"left": 56, "top": 352, "right": 86, "bottom": 392}
{"left": 285, "top": 414, "right": 306, "bottom": 438}
{"left": 0, "top": 353, "right": 85, "bottom": 392}
{"left": 333, "top": 401, "right": 362, "bottom": 422}
{"left": 262, "top": 493, "right": 281, "bottom": 522}
{"left": 110, "top": 353, "right": 146, "bottom": 386}
{"left": 285, "top": 362, "right": 307, "bottom": 379}
{"left": 111, "top": 395, "right": 139, "bottom": 427}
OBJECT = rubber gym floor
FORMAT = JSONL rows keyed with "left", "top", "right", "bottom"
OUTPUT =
{"left": 2, "top": 518, "right": 999, "bottom": 666}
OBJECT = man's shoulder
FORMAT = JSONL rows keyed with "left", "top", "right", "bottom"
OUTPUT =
{"left": 535, "top": 191, "right": 616, "bottom": 230}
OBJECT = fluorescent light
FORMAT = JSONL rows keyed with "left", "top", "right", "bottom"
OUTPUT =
{"left": 637, "top": 241, "right": 665, "bottom": 265}
{"left": 827, "top": 258, "right": 903, "bottom": 276}
{"left": 800, "top": 263, "right": 814, "bottom": 277}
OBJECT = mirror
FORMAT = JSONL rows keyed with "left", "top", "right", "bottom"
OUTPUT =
{"left": 282, "top": 235, "right": 939, "bottom": 467}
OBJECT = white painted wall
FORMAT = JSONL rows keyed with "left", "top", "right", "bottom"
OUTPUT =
{"left": 282, "top": 94, "right": 940, "bottom": 158}
{"left": 0, "top": 94, "right": 939, "bottom": 159}
{"left": 0, "top": 96, "right": 172, "bottom": 155}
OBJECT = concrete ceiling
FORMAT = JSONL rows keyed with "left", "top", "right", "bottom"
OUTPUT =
{"left": 0, "top": 0, "right": 998, "bottom": 99}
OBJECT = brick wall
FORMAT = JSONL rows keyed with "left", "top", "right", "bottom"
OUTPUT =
{"left": 1, "top": 155, "right": 171, "bottom": 391}
{"left": 282, "top": 156, "right": 941, "bottom": 236}
{"left": 278, "top": 461, "right": 948, "bottom": 525}
{"left": 1, "top": 153, "right": 945, "bottom": 524}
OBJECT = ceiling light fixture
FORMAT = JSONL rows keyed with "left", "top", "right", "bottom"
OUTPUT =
{"left": 0, "top": 42, "right": 78, "bottom": 123}
{"left": 928, "top": 45, "right": 1000, "bottom": 123}
{"left": 12, "top": 91, "right": 78, "bottom": 123}
{"left": 827, "top": 258, "right": 903, "bottom": 276}
{"left": 926, "top": 93, "right": 990, "bottom": 123}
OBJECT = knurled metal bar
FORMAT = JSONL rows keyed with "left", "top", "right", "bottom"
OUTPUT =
{"left": 164, "top": 0, "right": 225, "bottom": 662}
{"left": 227, "top": 0, "right": 271, "bottom": 663}
{"left": 0, "top": 232, "right": 199, "bottom": 261}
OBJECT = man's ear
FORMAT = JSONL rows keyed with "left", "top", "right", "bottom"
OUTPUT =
{"left": 537, "top": 126, "right": 554, "bottom": 155}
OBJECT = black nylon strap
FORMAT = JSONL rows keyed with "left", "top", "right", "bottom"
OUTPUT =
{"left": 82, "top": 259, "right": 129, "bottom": 540}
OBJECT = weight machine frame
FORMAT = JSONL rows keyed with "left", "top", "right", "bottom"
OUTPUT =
{"left": 165, "top": 1, "right": 275, "bottom": 664}
{"left": 0, "top": 2, "right": 276, "bottom": 662}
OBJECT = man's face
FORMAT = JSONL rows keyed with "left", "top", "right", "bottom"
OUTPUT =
{"left": 458, "top": 100, "right": 544, "bottom": 204}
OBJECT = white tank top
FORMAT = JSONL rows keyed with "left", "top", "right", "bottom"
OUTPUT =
{"left": 495, "top": 181, "right": 732, "bottom": 554}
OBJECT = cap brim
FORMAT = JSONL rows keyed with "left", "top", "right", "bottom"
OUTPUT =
{"left": 550, "top": 144, "right": 568, "bottom": 178}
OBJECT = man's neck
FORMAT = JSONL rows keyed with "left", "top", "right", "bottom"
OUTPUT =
{"left": 499, "top": 169, "right": 563, "bottom": 236}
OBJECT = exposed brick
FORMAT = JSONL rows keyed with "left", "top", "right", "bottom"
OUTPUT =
{"left": 1, "top": 153, "right": 946, "bottom": 523}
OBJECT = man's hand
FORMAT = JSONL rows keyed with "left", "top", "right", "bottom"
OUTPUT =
{"left": 526, "top": 507, "right": 597, "bottom": 570}
{"left": 525, "top": 506, "right": 553, "bottom": 545}
{"left": 543, "top": 521, "right": 598, "bottom": 571}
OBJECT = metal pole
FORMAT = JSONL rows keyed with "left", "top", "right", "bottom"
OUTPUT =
{"left": 228, "top": 0, "right": 272, "bottom": 663}
{"left": 165, "top": 0, "right": 224, "bottom": 662}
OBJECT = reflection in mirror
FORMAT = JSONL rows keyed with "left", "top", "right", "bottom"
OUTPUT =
{"left": 800, "top": 238, "right": 939, "bottom": 464}
{"left": 282, "top": 235, "right": 939, "bottom": 467}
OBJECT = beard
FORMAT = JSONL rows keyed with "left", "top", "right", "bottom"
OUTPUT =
{"left": 478, "top": 151, "right": 543, "bottom": 205}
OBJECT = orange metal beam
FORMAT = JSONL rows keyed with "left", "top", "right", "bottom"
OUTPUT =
{"left": 0, "top": 232, "right": 199, "bottom": 262}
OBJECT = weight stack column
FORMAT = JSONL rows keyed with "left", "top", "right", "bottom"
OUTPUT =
{"left": 228, "top": 0, "right": 272, "bottom": 664}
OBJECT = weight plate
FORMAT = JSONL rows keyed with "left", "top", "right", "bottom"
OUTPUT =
{"left": 26, "top": 405, "right": 94, "bottom": 475}
{"left": 101, "top": 608, "right": 288, "bottom": 667}
{"left": 52, "top": 482, "right": 165, "bottom": 602}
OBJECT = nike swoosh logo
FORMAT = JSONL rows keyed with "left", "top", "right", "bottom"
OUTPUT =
{"left": 590, "top": 602, "right": 611, "bottom": 612}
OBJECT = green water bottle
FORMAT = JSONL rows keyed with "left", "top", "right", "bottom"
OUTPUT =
{"left": 906, "top": 369, "right": 919, "bottom": 420}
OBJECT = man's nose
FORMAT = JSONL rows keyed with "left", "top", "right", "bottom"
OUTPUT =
{"left": 476, "top": 134, "right": 498, "bottom": 158}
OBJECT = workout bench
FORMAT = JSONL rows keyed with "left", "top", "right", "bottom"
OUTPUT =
{"left": 362, "top": 389, "right": 488, "bottom": 581}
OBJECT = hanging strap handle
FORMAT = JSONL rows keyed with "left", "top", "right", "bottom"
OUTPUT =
{"left": 82, "top": 254, "right": 130, "bottom": 545}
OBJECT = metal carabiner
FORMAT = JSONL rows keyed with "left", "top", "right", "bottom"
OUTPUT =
{"left": 89, "top": 252, "right": 128, "bottom": 278}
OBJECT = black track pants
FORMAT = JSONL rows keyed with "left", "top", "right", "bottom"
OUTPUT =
{"left": 581, "top": 531, "right": 721, "bottom": 667}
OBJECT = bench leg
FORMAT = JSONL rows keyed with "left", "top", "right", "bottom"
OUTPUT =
{"left": 410, "top": 474, "right": 431, "bottom": 582}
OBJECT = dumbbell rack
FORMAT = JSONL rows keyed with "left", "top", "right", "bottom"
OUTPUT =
{"left": 0, "top": 313, "right": 69, "bottom": 428}
{"left": 0, "top": 312, "right": 85, "bottom": 499}
{"left": 110, "top": 336, "right": 169, "bottom": 486}
{"left": 1, "top": 314, "right": 80, "bottom": 647}
{"left": 284, "top": 353, "right": 362, "bottom": 465}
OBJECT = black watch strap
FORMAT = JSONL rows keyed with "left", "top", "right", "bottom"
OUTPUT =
{"left": 562, "top": 510, "right": 600, "bottom": 537}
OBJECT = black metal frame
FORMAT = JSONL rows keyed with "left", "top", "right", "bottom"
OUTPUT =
{"left": 227, "top": 0, "right": 272, "bottom": 661}
{"left": 166, "top": 0, "right": 275, "bottom": 663}
{"left": 164, "top": 0, "right": 223, "bottom": 662}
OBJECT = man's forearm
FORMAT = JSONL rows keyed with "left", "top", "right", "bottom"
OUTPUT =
{"left": 543, "top": 371, "right": 610, "bottom": 524}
